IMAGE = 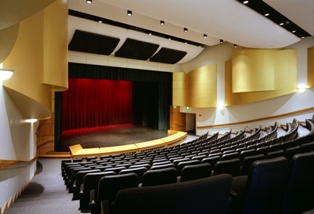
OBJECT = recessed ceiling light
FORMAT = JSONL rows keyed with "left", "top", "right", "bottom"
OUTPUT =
{"left": 264, "top": 13, "right": 269, "bottom": 16}
{"left": 98, "top": 20, "right": 102, "bottom": 23}
{"left": 86, "top": 0, "right": 92, "bottom": 4}
{"left": 243, "top": 1, "right": 249, "bottom": 4}
{"left": 292, "top": 30, "right": 296, "bottom": 33}
{"left": 127, "top": 10, "right": 132, "bottom": 16}
{"left": 280, "top": 22, "right": 284, "bottom": 26}
{"left": 203, "top": 34, "right": 207, "bottom": 38}
{"left": 160, "top": 20, "right": 165, "bottom": 25}
{"left": 184, "top": 28, "right": 188, "bottom": 33}
{"left": 149, "top": 32, "right": 152, "bottom": 35}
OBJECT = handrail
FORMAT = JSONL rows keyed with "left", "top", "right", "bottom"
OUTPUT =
{"left": 197, "top": 107, "right": 314, "bottom": 129}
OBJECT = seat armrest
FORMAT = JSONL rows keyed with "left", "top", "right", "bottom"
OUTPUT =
{"left": 230, "top": 190, "right": 239, "bottom": 200}
{"left": 101, "top": 200, "right": 111, "bottom": 214}
{"left": 80, "top": 184, "right": 84, "bottom": 194}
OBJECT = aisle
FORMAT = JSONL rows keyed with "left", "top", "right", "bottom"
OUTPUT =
{"left": 6, "top": 159, "right": 82, "bottom": 214}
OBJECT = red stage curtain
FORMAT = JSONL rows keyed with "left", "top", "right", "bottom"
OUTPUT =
{"left": 62, "top": 78, "right": 132, "bottom": 131}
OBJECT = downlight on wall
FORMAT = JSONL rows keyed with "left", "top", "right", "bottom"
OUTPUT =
{"left": 0, "top": 63, "right": 14, "bottom": 81}
{"left": 217, "top": 102, "right": 225, "bottom": 110}
{"left": 25, "top": 119, "right": 38, "bottom": 123}
{"left": 297, "top": 84, "right": 308, "bottom": 93}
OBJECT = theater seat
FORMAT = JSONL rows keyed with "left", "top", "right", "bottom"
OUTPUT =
{"left": 106, "top": 174, "right": 232, "bottom": 214}
{"left": 213, "top": 158, "right": 241, "bottom": 177}
{"left": 282, "top": 151, "right": 314, "bottom": 214}
{"left": 90, "top": 173, "right": 139, "bottom": 214}
{"left": 231, "top": 156, "right": 288, "bottom": 214}
{"left": 141, "top": 167, "right": 177, "bottom": 187}
{"left": 180, "top": 163, "right": 212, "bottom": 182}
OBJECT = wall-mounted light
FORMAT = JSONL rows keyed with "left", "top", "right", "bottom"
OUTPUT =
{"left": 297, "top": 84, "right": 308, "bottom": 93}
{"left": 220, "top": 39, "right": 224, "bottom": 43}
{"left": 25, "top": 119, "right": 38, "bottom": 123}
{"left": 217, "top": 102, "right": 225, "bottom": 110}
{"left": 127, "top": 10, "right": 132, "bottom": 16}
{"left": 160, "top": 20, "right": 165, "bottom": 25}
{"left": 186, "top": 106, "right": 190, "bottom": 110}
{"left": 0, "top": 63, "right": 14, "bottom": 80}
{"left": 86, "top": 0, "right": 92, "bottom": 4}
{"left": 234, "top": 44, "right": 237, "bottom": 48}
{"left": 203, "top": 34, "right": 207, "bottom": 38}
{"left": 173, "top": 106, "right": 177, "bottom": 109}
{"left": 184, "top": 28, "right": 188, "bottom": 33}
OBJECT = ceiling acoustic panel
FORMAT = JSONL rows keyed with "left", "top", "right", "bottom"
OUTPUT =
{"left": 115, "top": 38, "right": 159, "bottom": 60}
{"left": 68, "top": 30, "right": 120, "bottom": 55}
{"left": 150, "top": 47, "right": 187, "bottom": 64}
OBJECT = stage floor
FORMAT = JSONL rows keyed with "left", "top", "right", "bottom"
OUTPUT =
{"left": 57, "top": 124, "right": 170, "bottom": 152}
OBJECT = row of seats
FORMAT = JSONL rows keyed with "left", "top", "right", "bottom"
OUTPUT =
{"left": 61, "top": 117, "right": 314, "bottom": 213}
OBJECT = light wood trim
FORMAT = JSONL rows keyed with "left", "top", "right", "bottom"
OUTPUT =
{"left": 69, "top": 130, "right": 187, "bottom": 159}
{"left": 0, "top": 157, "right": 37, "bottom": 170}
{"left": 197, "top": 107, "right": 314, "bottom": 129}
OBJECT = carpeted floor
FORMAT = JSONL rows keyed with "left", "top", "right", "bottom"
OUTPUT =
{"left": 6, "top": 159, "right": 81, "bottom": 214}
{"left": 57, "top": 124, "right": 169, "bottom": 152}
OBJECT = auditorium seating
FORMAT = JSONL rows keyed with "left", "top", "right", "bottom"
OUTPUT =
{"left": 231, "top": 156, "right": 289, "bottom": 213}
{"left": 60, "top": 116, "right": 314, "bottom": 213}
{"left": 282, "top": 151, "right": 314, "bottom": 214}
{"left": 179, "top": 163, "right": 212, "bottom": 182}
{"left": 106, "top": 174, "right": 232, "bottom": 214}
{"left": 90, "top": 172, "right": 139, "bottom": 214}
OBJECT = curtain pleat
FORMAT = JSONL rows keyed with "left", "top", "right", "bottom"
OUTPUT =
{"left": 62, "top": 78, "right": 132, "bottom": 131}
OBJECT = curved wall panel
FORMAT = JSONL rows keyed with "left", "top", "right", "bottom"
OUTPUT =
{"left": 232, "top": 47, "right": 275, "bottom": 93}
{"left": 186, "top": 64, "right": 217, "bottom": 108}
{"left": 0, "top": 24, "right": 19, "bottom": 64}
{"left": 172, "top": 72, "right": 186, "bottom": 107}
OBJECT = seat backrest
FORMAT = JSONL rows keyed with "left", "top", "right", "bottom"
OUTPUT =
{"left": 282, "top": 151, "right": 314, "bottom": 214}
{"left": 150, "top": 163, "right": 175, "bottom": 170}
{"left": 221, "top": 152, "right": 239, "bottom": 160}
{"left": 142, "top": 167, "right": 177, "bottom": 187}
{"left": 213, "top": 158, "right": 241, "bottom": 176}
{"left": 242, "top": 156, "right": 288, "bottom": 214}
{"left": 104, "top": 166, "right": 126, "bottom": 174}
{"left": 177, "top": 160, "right": 200, "bottom": 175}
{"left": 239, "top": 149, "right": 256, "bottom": 161}
{"left": 98, "top": 173, "right": 139, "bottom": 203}
{"left": 114, "top": 174, "right": 232, "bottom": 214}
{"left": 240, "top": 154, "right": 264, "bottom": 175}
{"left": 180, "top": 163, "right": 212, "bottom": 182}
{"left": 202, "top": 156, "right": 221, "bottom": 167}
{"left": 119, "top": 167, "right": 147, "bottom": 184}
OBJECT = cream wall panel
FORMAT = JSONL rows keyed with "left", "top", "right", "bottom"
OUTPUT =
{"left": 187, "top": 64, "right": 217, "bottom": 108}
{"left": 43, "top": 0, "right": 68, "bottom": 91}
{"left": 173, "top": 72, "right": 186, "bottom": 106}
{"left": 86, "top": 53, "right": 108, "bottom": 66}
{"left": 308, "top": 47, "right": 314, "bottom": 88}
{"left": 0, "top": 24, "right": 19, "bottom": 63}
{"left": 3, "top": 11, "right": 51, "bottom": 112}
{"left": 232, "top": 47, "right": 275, "bottom": 93}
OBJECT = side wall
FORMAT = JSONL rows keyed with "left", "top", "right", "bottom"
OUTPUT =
{"left": 180, "top": 37, "right": 314, "bottom": 135}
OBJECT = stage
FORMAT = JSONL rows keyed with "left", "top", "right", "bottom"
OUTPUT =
{"left": 57, "top": 124, "right": 170, "bottom": 152}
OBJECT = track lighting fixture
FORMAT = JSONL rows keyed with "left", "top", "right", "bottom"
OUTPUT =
{"left": 184, "top": 28, "right": 188, "bottom": 33}
{"left": 203, "top": 34, "right": 207, "bottom": 38}
{"left": 127, "top": 10, "right": 132, "bottom": 16}
{"left": 160, "top": 20, "right": 165, "bottom": 25}
{"left": 86, "top": 0, "right": 92, "bottom": 4}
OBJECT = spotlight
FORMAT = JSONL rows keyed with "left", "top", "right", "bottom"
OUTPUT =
{"left": 160, "top": 20, "right": 165, "bottom": 25}
{"left": 86, "top": 0, "right": 92, "bottom": 4}
{"left": 184, "top": 28, "right": 188, "bottom": 33}
{"left": 203, "top": 34, "right": 207, "bottom": 38}
{"left": 264, "top": 13, "right": 269, "bottom": 16}
{"left": 243, "top": 0, "right": 249, "bottom": 4}
{"left": 234, "top": 44, "right": 237, "bottom": 48}
{"left": 220, "top": 39, "right": 224, "bottom": 43}
{"left": 127, "top": 10, "right": 132, "bottom": 16}
{"left": 292, "top": 30, "right": 296, "bottom": 33}
{"left": 280, "top": 22, "right": 284, "bottom": 26}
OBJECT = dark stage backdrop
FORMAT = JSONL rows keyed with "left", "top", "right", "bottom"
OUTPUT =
{"left": 54, "top": 63, "right": 172, "bottom": 150}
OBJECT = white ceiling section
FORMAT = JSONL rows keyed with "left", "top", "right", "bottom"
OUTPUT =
{"left": 69, "top": 0, "right": 314, "bottom": 63}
